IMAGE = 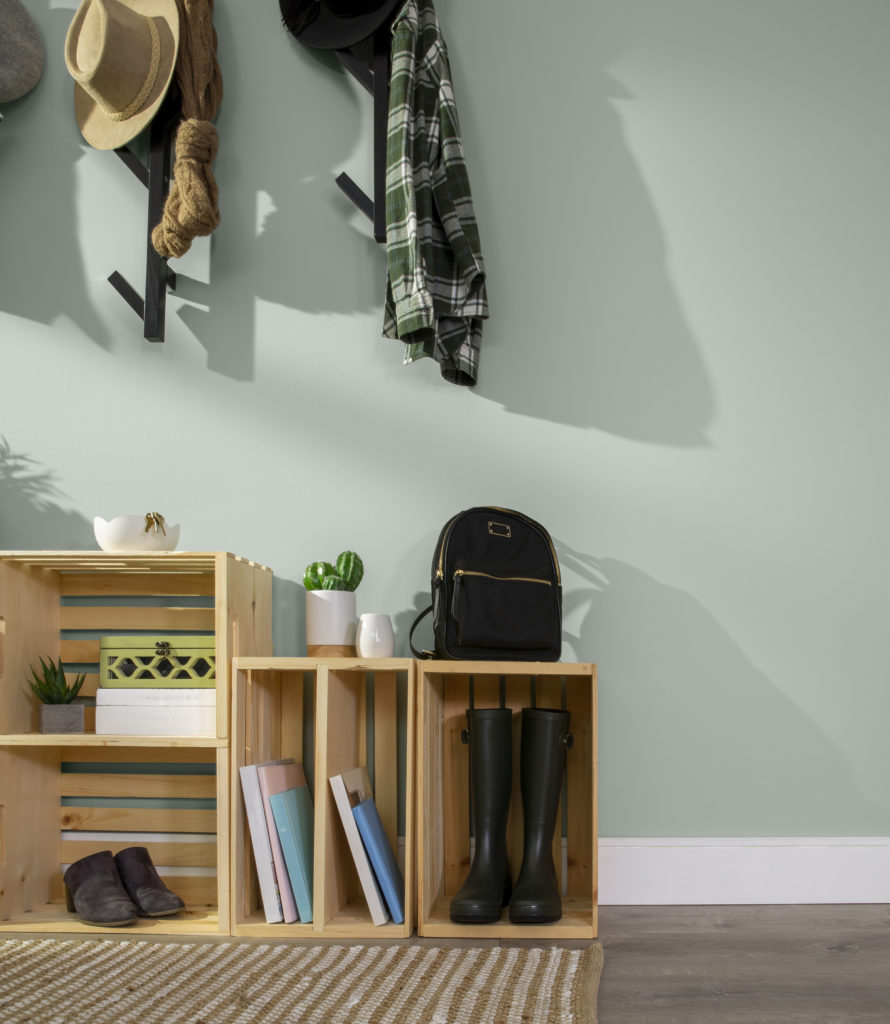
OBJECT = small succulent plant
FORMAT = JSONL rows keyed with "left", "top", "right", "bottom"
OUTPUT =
{"left": 28, "top": 656, "right": 86, "bottom": 705}
{"left": 303, "top": 550, "right": 364, "bottom": 592}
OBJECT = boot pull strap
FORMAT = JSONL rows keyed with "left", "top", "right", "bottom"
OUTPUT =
{"left": 461, "top": 728, "right": 470, "bottom": 744}
{"left": 562, "top": 732, "right": 574, "bottom": 750}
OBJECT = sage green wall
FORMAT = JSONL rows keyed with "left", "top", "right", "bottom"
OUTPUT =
{"left": 2, "top": 0, "right": 889, "bottom": 838}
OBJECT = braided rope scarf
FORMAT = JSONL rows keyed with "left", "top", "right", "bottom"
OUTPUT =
{"left": 151, "top": 0, "right": 223, "bottom": 258}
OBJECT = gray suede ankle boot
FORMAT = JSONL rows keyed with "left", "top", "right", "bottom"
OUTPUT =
{"left": 114, "top": 846, "right": 185, "bottom": 917}
{"left": 64, "top": 850, "right": 137, "bottom": 926}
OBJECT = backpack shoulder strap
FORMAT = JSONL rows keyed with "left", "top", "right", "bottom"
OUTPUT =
{"left": 409, "top": 604, "right": 434, "bottom": 659}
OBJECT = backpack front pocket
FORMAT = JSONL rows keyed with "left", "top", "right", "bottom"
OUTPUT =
{"left": 451, "top": 570, "right": 556, "bottom": 650}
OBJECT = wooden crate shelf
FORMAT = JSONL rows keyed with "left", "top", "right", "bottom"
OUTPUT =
{"left": 231, "top": 657, "right": 415, "bottom": 938}
{"left": 417, "top": 660, "right": 598, "bottom": 940}
{"left": 0, "top": 551, "right": 272, "bottom": 936}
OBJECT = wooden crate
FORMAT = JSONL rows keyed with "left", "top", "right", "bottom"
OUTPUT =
{"left": 417, "top": 661, "right": 597, "bottom": 939}
{"left": 231, "top": 657, "right": 415, "bottom": 938}
{"left": 0, "top": 551, "right": 272, "bottom": 935}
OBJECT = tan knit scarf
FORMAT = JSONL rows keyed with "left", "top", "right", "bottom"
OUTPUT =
{"left": 151, "top": 0, "right": 223, "bottom": 259}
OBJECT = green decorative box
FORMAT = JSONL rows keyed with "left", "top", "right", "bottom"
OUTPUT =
{"left": 99, "top": 635, "right": 216, "bottom": 688}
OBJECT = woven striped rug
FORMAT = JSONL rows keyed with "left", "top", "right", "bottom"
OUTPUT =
{"left": 0, "top": 937, "right": 601, "bottom": 1024}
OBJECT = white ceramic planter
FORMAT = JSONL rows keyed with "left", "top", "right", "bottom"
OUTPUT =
{"left": 306, "top": 590, "right": 357, "bottom": 656}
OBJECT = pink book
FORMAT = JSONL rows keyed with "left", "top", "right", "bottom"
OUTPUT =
{"left": 256, "top": 761, "right": 308, "bottom": 923}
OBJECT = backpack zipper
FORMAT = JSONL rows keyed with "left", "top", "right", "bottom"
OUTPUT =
{"left": 435, "top": 509, "right": 561, "bottom": 585}
{"left": 454, "top": 569, "right": 552, "bottom": 586}
{"left": 452, "top": 569, "right": 551, "bottom": 619}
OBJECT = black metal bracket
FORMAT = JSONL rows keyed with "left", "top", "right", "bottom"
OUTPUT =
{"left": 334, "top": 27, "right": 389, "bottom": 244}
{"left": 109, "top": 93, "right": 180, "bottom": 342}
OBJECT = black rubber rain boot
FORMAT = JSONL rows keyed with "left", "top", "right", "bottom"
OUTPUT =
{"left": 449, "top": 708, "right": 513, "bottom": 923}
{"left": 63, "top": 850, "right": 138, "bottom": 926}
{"left": 509, "top": 708, "right": 572, "bottom": 924}
{"left": 115, "top": 846, "right": 185, "bottom": 917}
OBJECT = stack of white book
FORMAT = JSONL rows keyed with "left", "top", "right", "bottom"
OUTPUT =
{"left": 95, "top": 687, "right": 216, "bottom": 736}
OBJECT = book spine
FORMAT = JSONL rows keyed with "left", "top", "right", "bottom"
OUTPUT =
{"left": 270, "top": 789, "right": 313, "bottom": 924}
{"left": 239, "top": 766, "right": 284, "bottom": 924}
{"left": 353, "top": 800, "right": 405, "bottom": 924}
{"left": 257, "top": 772, "right": 298, "bottom": 923}
{"left": 330, "top": 774, "right": 389, "bottom": 926}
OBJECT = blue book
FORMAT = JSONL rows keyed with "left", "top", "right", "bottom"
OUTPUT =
{"left": 269, "top": 786, "right": 314, "bottom": 923}
{"left": 352, "top": 798, "right": 404, "bottom": 924}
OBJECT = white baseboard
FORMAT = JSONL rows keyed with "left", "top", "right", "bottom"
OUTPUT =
{"left": 598, "top": 838, "right": 890, "bottom": 905}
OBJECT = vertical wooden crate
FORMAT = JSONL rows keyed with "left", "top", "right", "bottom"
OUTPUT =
{"left": 417, "top": 661, "right": 597, "bottom": 940}
{"left": 231, "top": 657, "right": 415, "bottom": 938}
{"left": 0, "top": 551, "right": 272, "bottom": 936}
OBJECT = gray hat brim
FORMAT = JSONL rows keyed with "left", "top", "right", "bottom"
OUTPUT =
{"left": 0, "top": 0, "right": 45, "bottom": 102}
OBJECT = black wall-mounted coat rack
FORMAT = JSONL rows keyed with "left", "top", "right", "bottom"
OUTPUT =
{"left": 334, "top": 27, "right": 389, "bottom": 244}
{"left": 108, "top": 92, "right": 180, "bottom": 342}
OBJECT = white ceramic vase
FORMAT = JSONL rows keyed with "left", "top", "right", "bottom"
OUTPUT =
{"left": 355, "top": 613, "right": 395, "bottom": 659}
{"left": 306, "top": 589, "right": 357, "bottom": 656}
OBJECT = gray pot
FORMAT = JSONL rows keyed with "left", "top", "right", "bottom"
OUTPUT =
{"left": 39, "top": 703, "right": 85, "bottom": 734}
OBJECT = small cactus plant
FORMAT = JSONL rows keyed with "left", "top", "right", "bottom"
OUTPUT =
{"left": 28, "top": 657, "right": 86, "bottom": 705}
{"left": 303, "top": 550, "right": 364, "bottom": 593}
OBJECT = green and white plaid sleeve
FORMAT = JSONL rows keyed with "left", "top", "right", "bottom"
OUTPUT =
{"left": 382, "top": 0, "right": 488, "bottom": 386}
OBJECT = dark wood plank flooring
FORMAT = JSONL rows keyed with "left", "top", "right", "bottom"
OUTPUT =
{"left": 597, "top": 905, "right": 890, "bottom": 1023}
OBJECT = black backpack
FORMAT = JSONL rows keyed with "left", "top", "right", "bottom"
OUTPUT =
{"left": 409, "top": 507, "right": 562, "bottom": 661}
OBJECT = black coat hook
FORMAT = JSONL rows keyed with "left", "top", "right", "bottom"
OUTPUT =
{"left": 334, "top": 26, "right": 389, "bottom": 244}
{"left": 108, "top": 91, "right": 180, "bottom": 341}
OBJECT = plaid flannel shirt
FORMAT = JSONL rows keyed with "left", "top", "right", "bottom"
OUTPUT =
{"left": 382, "top": 0, "right": 488, "bottom": 386}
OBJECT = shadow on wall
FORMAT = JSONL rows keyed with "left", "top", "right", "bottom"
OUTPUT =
{"left": 463, "top": 10, "right": 714, "bottom": 445}
{"left": 0, "top": 439, "right": 93, "bottom": 549}
{"left": 557, "top": 540, "right": 886, "bottom": 835}
{"left": 0, "top": 5, "right": 387, "bottom": 381}
{"left": 0, "top": 4, "right": 116, "bottom": 350}
{"left": 272, "top": 575, "right": 304, "bottom": 656}
{"left": 174, "top": 10, "right": 388, "bottom": 381}
{"left": 271, "top": 583, "right": 430, "bottom": 659}
{"left": 392, "top": 591, "right": 434, "bottom": 659}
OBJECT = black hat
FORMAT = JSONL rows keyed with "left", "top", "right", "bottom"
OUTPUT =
{"left": 280, "top": 0, "right": 405, "bottom": 50}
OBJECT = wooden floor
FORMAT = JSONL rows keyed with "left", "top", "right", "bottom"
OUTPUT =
{"left": 597, "top": 905, "right": 890, "bottom": 1023}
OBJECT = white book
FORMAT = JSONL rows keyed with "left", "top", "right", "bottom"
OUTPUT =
{"left": 240, "top": 763, "right": 284, "bottom": 923}
{"left": 330, "top": 767, "right": 389, "bottom": 927}
{"left": 95, "top": 704, "right": 216, "bottom": 736}
{"left": 96, "top": 688, "right": 216, "bottom": 707}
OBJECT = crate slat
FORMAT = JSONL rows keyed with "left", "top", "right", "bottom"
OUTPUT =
{"left": 61, "top": 574, "right": 216, "bottom": 598}
{"left": 61, "top": 773, "right": 216, "bottom": 800}
{"left": 61, "top": 606, "right": 215, "bottom": 632}
{"left": 61, "top": 839, "right": 217, "bottom": 867}
{"left": 61, "top": 746, "right": 216, "bottom": 764}
{"left": 160, "top": 874, "right": 218, "bottom": 906}
{"left": 60, "top": 805, "right": 217, "bottom": 833}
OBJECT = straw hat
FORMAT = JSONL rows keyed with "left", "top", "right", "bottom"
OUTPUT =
{"left": 64, "top": 0, "right": 180, "bottom": 150}
{"left": 0, "top": 0, "right": 45, "bottom": 103}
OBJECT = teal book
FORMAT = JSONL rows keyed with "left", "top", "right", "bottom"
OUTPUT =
{"left": 352, "top": 798, "right": 404, "bottom": 924}
{"left": 269, "top": 786, "right": 314, "bottom": 923}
